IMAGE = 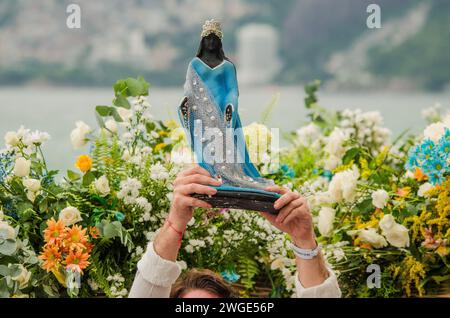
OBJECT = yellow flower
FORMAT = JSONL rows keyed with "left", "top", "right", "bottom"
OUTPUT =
{"left": 243, "top": 122, "right": 272, "bottom": 164}
{"left": 75, "top": 155, "right": 92, "bottom": 173}
{"left": 165, "top": 119, "right": 178, "bottom": 130}
{"left": 154, "top": 142, "right": 167, "bottom": 153}
{"left": 359, "top": 158, "right": 371, "bottom": 179}
{"left": 398, "top": 255, "right": 426, "bottom": 297}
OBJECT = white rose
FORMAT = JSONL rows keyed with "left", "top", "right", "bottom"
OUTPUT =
{"left": 423, "top": 122, "right": 446, "bottom": 143}
{"left": 271, "top": 258, "right": 285, "bottom": 270}
{"left": 22, "top": 178, "right": 41, "bottom": 193}
{"left": 379, "top": 214, "right": 396, "bottom": 232}
{"left": 70, "top": 121, "right": 92, "bottom": 149}
{"left": 371, "top": 189, "right": 389, "bottom": 209}
{"left": 328, "top": 167, "right": 359, "bottom": 203}
{"left": 4, "top": 131, "right": 20, "bottom": 147}
{"left": 12, "top": 265, "right": 31, "bottom": 290}
{"left": 317, "top": 207, "right": 335, "bottom": 237}
{"left": 26, "top": 191, "right": 37, "bottom": 203}
{"left": 356, "top": 228, "right": 387, "bottom": 248}
{"left": 384, "top": 224, "right": 410, "bottom": 248}
{"left": 418, "top": 182, "right": 433, "bottom": 197}
{"left": 59, "top": 206, "right": 83, "bottom": 226}
{"left": 0, "top": 221, "right": 16, "bottom": 240}
{"left": 14, "top": 157, "right": 31, "bottom": 177}
{"left": 105, "top": 119, "right": 118, "bottom": 134}
{"left": 94, "top": 175, "right": 110, "bottom": 197}
{"left": 379, "top": 214, "right": 410, "bottom": 248}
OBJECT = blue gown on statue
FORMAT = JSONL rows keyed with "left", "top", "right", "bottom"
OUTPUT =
{"left": 178, "top": 57, "right": 277, "bottom": 196}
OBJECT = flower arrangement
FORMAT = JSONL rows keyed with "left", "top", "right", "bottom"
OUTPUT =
{"left": 38, "top": 218, "right": 94, "bottom": 296}
{"left": 0, "top": 77, "right": 448, "bottom": 298}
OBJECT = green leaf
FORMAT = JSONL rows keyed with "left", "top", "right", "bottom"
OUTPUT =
{"left": 95, "top": 105, "right": 113, "bottom": 116}
{"left": 431, "top": 275, "right": 450, "bottom": 284}
{"left": 0, "top": 240, "right": 17, "bottom": 256}
{"left": 67, "top": 170, "right": 81, "bottom": 181}
{"left": 126, "top": 77, "right": 149, "bottom": 96}
{"left": 342, "top": 148, "right": 361, "bottom": 165}
{"left": 0, "top": 278, "right": 10, "bottom": 298}
{"left": 95, "top": 111, "right": 105, "bottom": 128}
{"left": 113, "top": 93, "right": 131, "bottom": 109}
{"left": 113, "top": 79, "right": 127, "bottom": 96}
{"left": 7, "top": 264, "right": 22, "bottom": 278}
{"left": 101, "top": 221, "right": 120, "bottom": 239}
{"left": 82, "top": 171, "right": 96, "bottom": 186}
{"left": 356, "top": 198, "right": 373, "bottom": 214}
{"left": 110, "top": 108, "right": 123, "bottom": 122}
{"left": 0, "top": 265, "right": 11, "bottom": 277}
{"left": 113, "top": 77, "right": 149, "bottom": 98}
{"left": 38, "top": 198, "right": 48, "bottom": 212}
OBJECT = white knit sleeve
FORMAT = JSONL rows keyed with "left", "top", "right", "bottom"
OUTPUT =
{"left": 295, "top": 267, "right": 342, "bottom": 298}
{"left": 128, "top": 242, "right": 181, "bottom": 298}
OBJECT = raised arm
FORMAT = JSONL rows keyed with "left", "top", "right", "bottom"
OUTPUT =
{"left": 262, "top": 186, "right": 342, "bottom": 298}
{"left": 129, "top": 166, "right": 221, "bottom": 298}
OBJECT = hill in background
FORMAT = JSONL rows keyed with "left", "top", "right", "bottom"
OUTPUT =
{"left": 0, "top": 0, "right": 448, "bottom": 91}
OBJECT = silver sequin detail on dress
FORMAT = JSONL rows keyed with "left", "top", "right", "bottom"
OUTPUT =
{"left": 182, "top": 64, "right": 274, "bottom": 190}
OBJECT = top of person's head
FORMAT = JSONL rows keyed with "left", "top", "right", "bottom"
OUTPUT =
{"left": 170, "top": 269, "right": 238, "bottom": 298}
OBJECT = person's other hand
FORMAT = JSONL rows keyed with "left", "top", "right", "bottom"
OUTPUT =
{"left": 168, "top": 165, "right": 221, "bottom": 231}
{"left": 262, "top": 186, "right": 316, "bottom": 248}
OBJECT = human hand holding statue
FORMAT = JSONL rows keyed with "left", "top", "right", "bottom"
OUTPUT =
{"left": 155, "top": 165, "right": 329, "bottom": 290}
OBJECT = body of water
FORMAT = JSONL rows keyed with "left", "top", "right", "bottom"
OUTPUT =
{"left": 1, "top": 86, "right": 448, "bottom": 171}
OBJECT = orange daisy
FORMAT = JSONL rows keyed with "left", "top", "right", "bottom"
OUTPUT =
{"left": 63, "top": 225, "right": 88, "bottom": 251}
{"left": 39, "top": 245, "right": 62, "bottom": 272}
{"left": 89, "top": 226, "right": 100, "bottom": 239}
{"left": 64, "top": 249, "right": 90, "bottom": 273}
{"left": 43, "top": 218, "right": 66, "bottom": 245}
{"left": 414, "top": 167, "right": 428, "bottom": 181}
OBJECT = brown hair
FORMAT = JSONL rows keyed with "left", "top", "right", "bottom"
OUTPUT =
{"left": 170, "top": 269, "right": 238, "bottom": 298}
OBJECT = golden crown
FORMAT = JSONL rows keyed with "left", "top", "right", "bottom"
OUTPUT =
{"left": 201, "top": 19, "right": 223, "bottom": 39}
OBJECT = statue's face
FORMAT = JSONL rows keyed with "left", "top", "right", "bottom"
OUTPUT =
{"left": 203, "top": 34, "right": 221, "bottom": 51}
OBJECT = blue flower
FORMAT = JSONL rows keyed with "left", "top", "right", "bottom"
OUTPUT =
{"left": 417, "top": 139, "right": 435, "bottom": 161}
{"left": 114, "top": 211, "right": 125, "bottom": 222}
{"left": 443, "top": 128, "right": 450, "bottom": 140}
{"left": 429, "top": 172, "right": 445, "bottom": 185}
{"left": 321, "top": 170, "right": 333, "bottom": 180}
{"left": 221, "top": 270, "right": 240, "bottom": 283}
{"left": 438, "top": 138, "right": 450, "bottom": 160}
{"left": 430, "top": 157, "right": 447, "bottom": 174}
{"left": 280, "top": 164, "right": 296, "bottom": 178}
{"left": 406, "top": 144, "right": 422, "bottom": 170}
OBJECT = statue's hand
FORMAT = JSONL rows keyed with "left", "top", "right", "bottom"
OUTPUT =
{"left": 262, "top": 186, "right": 316, "bottom": 248}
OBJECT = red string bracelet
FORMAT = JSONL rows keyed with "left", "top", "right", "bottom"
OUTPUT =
{"left": 166, "top": 219, "right": 184, "bottom": 246}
